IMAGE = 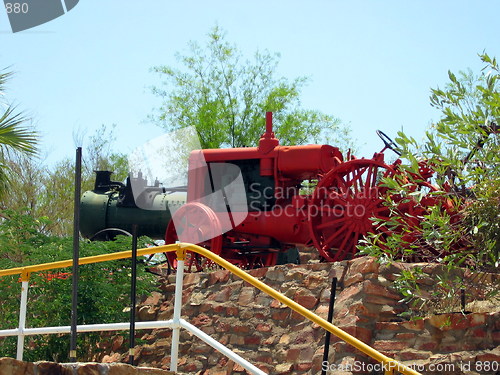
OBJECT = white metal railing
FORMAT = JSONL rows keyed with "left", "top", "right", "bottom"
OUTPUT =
{"left": 0, "top": 245, "right": 266, "bottom": 375}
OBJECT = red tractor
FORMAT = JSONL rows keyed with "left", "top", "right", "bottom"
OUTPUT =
{"left": 163, "top": 112, "right": 445, "bottom": 270}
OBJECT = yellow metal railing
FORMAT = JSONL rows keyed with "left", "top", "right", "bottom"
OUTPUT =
{"left": 0, "top": 243, "right": 422, "bottom": 375}
{"left": 172, "top": 244, "right": 421, "bottom": 375}
{"left": 0, "top": 245, "right": 164, "bottom": 281}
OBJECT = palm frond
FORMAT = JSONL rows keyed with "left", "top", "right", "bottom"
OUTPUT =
{"left": 0, "top": 106, "right": 37, "bottom": 154}
{"left": 0, "top": 70, "right": 13, "bottom": 89}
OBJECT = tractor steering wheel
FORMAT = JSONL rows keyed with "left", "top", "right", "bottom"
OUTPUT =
{"left": 376, "top": 130, "right": 401, "bottom": 156}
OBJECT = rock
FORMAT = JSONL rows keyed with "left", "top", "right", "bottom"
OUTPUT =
{"left": 138, "top": 305, "right": 158, "bottom": 321}
{"left": 111, "top": 335, "right": 125, "bottom": 352}
{"left": 0, "top": 357, "right": 35, "bottom": 375}
{"left": 102, "top": 353, "right": 121, "bottom": 363}
{"left": 37, "top": 361, "right": 72, "bottom": 375}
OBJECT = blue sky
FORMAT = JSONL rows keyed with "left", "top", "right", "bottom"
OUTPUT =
{"left": 1, "top": 0, "right": 499, "bottom": 166}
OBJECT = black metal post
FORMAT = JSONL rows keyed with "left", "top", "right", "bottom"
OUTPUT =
{"left": 321, "top": 277, "right": 338, "bottom": 375}
{"left": 70, "top": 147, "right": 82, "bottom": 362}
{"left": 129, "top": 224, "right": 138, "bottom": 365}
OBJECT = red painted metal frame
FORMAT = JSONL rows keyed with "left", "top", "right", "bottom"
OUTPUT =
{"left": 172, "top": 112, "right": 346, "bottom": 268}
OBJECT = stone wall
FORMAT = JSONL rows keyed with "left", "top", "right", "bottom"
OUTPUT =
{"left": 96, "top": 256, "right": 499, "bottom": 375}
{"left": 0, "top": 357, "right": 173, "bottom": 375}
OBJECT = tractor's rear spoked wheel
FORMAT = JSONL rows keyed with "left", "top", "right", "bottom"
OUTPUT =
{"left": 165, "top": 202, "right": 223, "bottom": 272}
{"left": 309, "top": 159, "right": 396, "bottom": 262}
{"left": 394, "top": 181, "right": 462, "bottom": 262}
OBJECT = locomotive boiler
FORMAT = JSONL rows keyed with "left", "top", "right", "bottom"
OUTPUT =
{"left": 80, "top": 170, "right": 186, "bottom": 240}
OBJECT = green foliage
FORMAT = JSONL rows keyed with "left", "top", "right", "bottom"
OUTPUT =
{"left": 463, "top": 180, "right": 500, "bottom": 266}
{"left": 392, "top": 267, "right": 426, "bottom": 319}
{"left": 359, "top": 53, "right": 500, "bottom": 317}
{"left": 361, "top": 53, "right": 500, "bottom": 267}
{"left": 0, "top": 69, "right": 38, "bottom": 198}
{"left": 1, "top": 124, "right": 128, "bottom": 236}
{"left": 0, "top": 210, "right": 157, "bottom": 361}
{"left": 391, "top": 266, "right": 468, "bottom": 319}
{"left": 151, "top": 26, "right": 354, "bottom": 151}
{"left": 362, "top": 184, "right": 468, "bottom": 264}
{"left": 0, "top": 71, "right": 37, "bottom": 154}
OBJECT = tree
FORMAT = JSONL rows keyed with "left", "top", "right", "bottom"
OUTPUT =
{"left": 360, "top": 52, "right": 500, "bottom": 270}
{"left": 0, "top": 124, "right": 128, "bottom": 236}
{"left": 424, "top": 53, "right": 500, "bottom": 267}
{"left": 0, "top": 210, "right": 157, "bottom": 362}
{"left": 151, "top": 26, "right": 354, "bottom": 150}
{"left": 75, "top": 124, "right": 129, "bottom": 183}
{"left": 426, "top": 62, "right": 500, "bottom": 186}
{"left": 357, "top": 53, "right": 500, "bottom": 317}
{"left": 0, "top": 69, "right": 38, "bottom": 196}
